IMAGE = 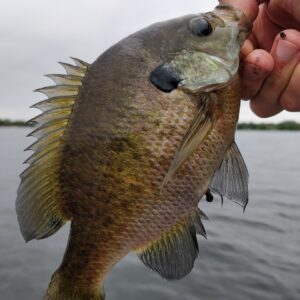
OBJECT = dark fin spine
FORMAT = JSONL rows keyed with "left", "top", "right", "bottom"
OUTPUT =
{"left": 16, "top": 58, "right": 89, "bottom": 242}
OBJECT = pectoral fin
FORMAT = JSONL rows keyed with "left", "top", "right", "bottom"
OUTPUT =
{"left": 149, "top": 63, "right": 182, "bottom": 93}
{"left": 209, "top": 142, "right": 249, "bottom": 209}
{"left": 163, "top": 101, "right": 215, "bottom": 187}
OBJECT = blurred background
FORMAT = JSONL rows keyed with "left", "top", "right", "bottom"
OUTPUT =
{"left": 0, "top": 1, "right": 299, "bottom": 299}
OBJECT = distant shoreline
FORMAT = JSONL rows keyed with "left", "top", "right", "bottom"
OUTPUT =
{"left": 237, "top": 121, "right": 300, "bottom": 131}
{"left": 0, "top": 119, "right": 35, "bottom": 127}
{"left": 1, "top": 119, "right": 300, "bottom": 131}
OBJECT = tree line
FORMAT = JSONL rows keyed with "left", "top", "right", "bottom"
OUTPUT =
{"left": 237, "top": 121, "right": 300, "bottom": 130}
{"left": 0, "top": 119, "right": 35, "bottom": 127}
{"left": 1, "top": 119, "right": 300, "bottom": 130}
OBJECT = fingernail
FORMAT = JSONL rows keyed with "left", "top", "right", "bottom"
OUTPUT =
{"left": 276, "top": 39, "right": 298, "bottom": 63}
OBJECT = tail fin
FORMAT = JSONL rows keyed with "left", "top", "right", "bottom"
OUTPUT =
{"left": 44, "top": 272, "right": 105, "bottom": 300}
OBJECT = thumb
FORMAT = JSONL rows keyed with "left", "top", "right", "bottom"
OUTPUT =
{"left": 266, "top": 0, "right": 300, "bottom": 30}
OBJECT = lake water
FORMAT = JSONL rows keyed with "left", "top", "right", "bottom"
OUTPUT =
{"left": 0, "top": 128, "right": 299, "bottom": 300}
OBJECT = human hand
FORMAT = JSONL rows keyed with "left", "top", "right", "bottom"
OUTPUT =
{"left": 219, "top": 0, "right": 300, "bottom": 117}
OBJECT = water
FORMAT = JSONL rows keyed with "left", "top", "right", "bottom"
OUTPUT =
{"left": 0, "top": 128, "right": 299, "bottom": 300}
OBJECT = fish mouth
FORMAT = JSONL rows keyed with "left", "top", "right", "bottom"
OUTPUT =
{"left": 239, "top": 18, "right": 252, "bottom": 34}
{"left": 177, "top": 53, "right": 239, "bottom": 95}
{"left": 237, "top": 12, "right": 252, "bottom": 42}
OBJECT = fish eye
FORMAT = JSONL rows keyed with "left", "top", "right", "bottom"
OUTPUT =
{"left": 190, "top": 18, "right": 213, "bottom": 37}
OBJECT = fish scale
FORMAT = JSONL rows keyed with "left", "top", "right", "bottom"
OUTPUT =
{"left": 16, "top": 4, "right": 251, "bottom": 299}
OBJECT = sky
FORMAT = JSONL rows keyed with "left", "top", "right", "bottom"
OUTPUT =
{"left": 1, "top": 0, "right": 299, "bottom": 123}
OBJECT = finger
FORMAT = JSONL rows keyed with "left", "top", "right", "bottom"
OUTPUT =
{"left": 252, "top": 3, "right": 283, "bottom": 51}
{"left": 240, "top": 49, "right": 274, "bottom": 100}
{"left": 240, "top": 33, "right": 258, "bottom": 59}
{"left": 274, "top": 30, "right": 300, "bottom": 67}
{"left": 218, "top": 0, "right": 264, "bottom": 22}
{"left": 280, "top": 63, "right": 300, "bottom": 111}
{"left": 277, "top": 30, "right": 300, "bottom": 111}
{"left": 266, "top": 0, "right": 300, "bottom": 30}
{"left": 250, "top": 30, "right": 300, "bottom": 117}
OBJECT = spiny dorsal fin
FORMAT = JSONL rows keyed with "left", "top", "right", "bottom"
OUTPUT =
{"left": 70, "top": 57, "right": 90, "bottom": 68}
{"left": 58, "top": 62, "right": 86, "bottom": 76}
{"left": 34, "top": 85, "right": 80, "bottom": 98}
{"left": 45, "top": 74, "right": 83, "bottom": 86}
{"left": 162, "top": 99, "right": 216, "bottom": 187}
{"left": 31, "top": 96, "right": 75, "bottom": 112}
{"left": 136, "top": 209, "right": 207, "bottom": 280}
{"left": 16, "top": 57, "right": 89, "bottom": 242}
{"left": 209, "top": 142, "right": 249, "bottom": 209}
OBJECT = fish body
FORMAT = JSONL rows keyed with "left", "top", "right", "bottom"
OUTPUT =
{"left": 16, "top": 4, "right": 251, "bottom": 299}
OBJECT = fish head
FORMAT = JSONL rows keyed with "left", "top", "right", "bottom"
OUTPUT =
{"left": 149, "top": 4, "right": 252, "bottom": 94}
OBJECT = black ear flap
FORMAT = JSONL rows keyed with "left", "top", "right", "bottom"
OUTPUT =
{"left": 149, "top": 63, "right": 182, "bottom": 93}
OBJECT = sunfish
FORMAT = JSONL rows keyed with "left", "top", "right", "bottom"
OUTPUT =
{"left": 16, "top": 4, "right": 251, "bottom": 299}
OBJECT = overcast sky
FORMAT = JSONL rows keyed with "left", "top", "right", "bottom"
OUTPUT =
{"left": 1, "top": 0, "right": 299, "bottom": 123}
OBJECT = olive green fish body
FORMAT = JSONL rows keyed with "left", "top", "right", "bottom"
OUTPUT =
{"left": 60, "top": 72, "right": 241, "bottom": 250}
{"left": 17, "top": 5, "right": 251, "bottom": 299}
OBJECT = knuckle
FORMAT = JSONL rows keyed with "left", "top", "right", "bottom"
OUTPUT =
{"left": 264, "top": 74, "right": 280, "bottom": 87}
{"left": 241, "top": 85, "right": 258, "bottom": 100}
{"left": 253, "top": 110, "right": 272, "bottom": 118}
{"left": 250, "top": 101, "right": 273, "bottom": 118}
{"left": 280, "top": 95, "right": 300, "bottom": 112}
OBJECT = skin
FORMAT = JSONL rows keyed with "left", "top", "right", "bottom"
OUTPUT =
{"left": 219, "top": 0, "right": 300, "bottom": 116}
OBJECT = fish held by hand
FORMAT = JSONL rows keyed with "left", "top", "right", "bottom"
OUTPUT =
{"left": 16, "top": 4, "right": 251, "bottom": 300}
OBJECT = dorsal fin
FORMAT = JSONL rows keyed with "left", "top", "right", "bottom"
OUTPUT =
{"left": 16, "top": 57, "right": 90, "bottom": 242}
{"left": 209, "top": 142, "right": 249, "bottom": 209}
{"left": 136, "top": 209, "right": 207, "bottom": 280}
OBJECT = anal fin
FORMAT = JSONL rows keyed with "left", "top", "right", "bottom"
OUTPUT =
{"left": 136, "top": 209, "right": 207, "bottom": 280}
